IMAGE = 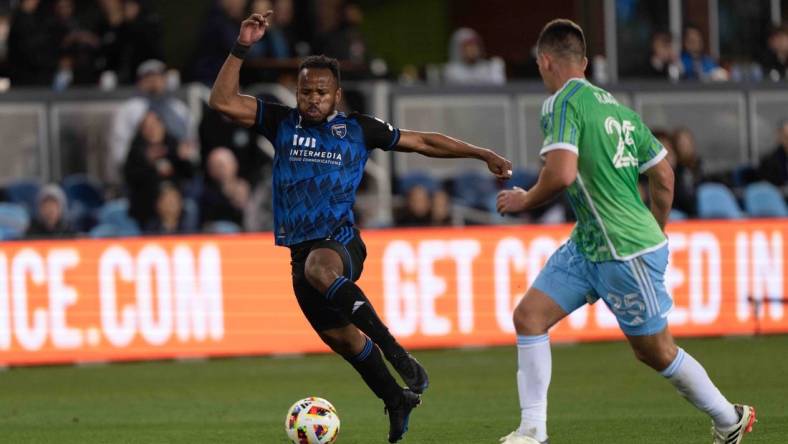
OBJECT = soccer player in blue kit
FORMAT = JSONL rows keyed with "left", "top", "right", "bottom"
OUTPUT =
{"left": 209, "top": 11, "right": 513, "bottom": 442}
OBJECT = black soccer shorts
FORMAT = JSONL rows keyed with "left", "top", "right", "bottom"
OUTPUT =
{"left": 289, "top": 226, "right": 367, "bottom": 332}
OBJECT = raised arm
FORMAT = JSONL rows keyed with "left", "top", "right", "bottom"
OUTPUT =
{"left": 396, "top": 129, "right": 512, "bottom": 179}
{"left": 208, "top": 11, "right": 273, "bottom": 128}
{"left": 496, "top": 150, "right": 578, "bottom": 214}
{"left": 643, "top": 158, "right": 674, "bottom": 231}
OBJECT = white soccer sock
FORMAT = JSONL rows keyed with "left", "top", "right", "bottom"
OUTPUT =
{"left": 516, "top": 334, "right": 551, "bottom": 442}
{"left": 661, "top": 347, "right": 739, "bottom": 428}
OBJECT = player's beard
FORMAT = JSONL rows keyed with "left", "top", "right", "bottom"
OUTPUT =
{"left": 301, "top": 107, "right": 329, "bottom": 125}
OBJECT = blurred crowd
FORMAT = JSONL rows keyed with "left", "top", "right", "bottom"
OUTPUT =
{"left": 0, "top": 1, "right": 786, "bottom": 241}
{"left": 16, "top": 102, "right": 788, "bottom": 240}
{"left": 3, "top": 0, "right": 165, "bottom": 89}
{"left": 634, "top": 24, "right": 788, "bottom": 82}
{"left": 0, "top": 0, "right": 378, "bottom": 90}
{"left": 0, "top": 54, "right": 278, "bottom": 239}
{"left": 0, "top": 0, "right": 786, "bottom": 89}
{"left": 394, "top": 121, "right": 788, "bottom": 228}
{"left": 640, "top": 123, "right": 788, "bottom": 218}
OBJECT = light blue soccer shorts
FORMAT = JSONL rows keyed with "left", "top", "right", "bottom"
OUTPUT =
{"left": 532, "top": 240, "right": 672, "bottom": 336}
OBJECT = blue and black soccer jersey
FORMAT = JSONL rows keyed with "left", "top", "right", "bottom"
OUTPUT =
{"left": 253, "top": 99, "right": 400, "bottom": 246}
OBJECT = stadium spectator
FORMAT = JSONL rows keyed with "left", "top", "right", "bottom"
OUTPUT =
{"left": 761, "top": 24, "right": 788, "bottom": 81}
{"left": 145, "top": 181, "right": 189, "bottom": 234}
{"left": 26, "top": 184, "right": 75, "bottom": 239}
{"left": 639, "top": 31, "right": 681, "bottom": 80}
{"left": 190, "top": 0, "right": 248, "bottom": 85}
{"left": 444, "top": 27, "right": 505, "bottom": 85}
{"left": 672, "top": 127, "right": 704, "bottom": 215}
{"left": 0, "top": 9, "right": 10, "bottom": 77}
{"left": 431, "top": 188, "right": 452, "bottom": 226}
{"left": 656, "top": 129, "right": 677, "bottom": 168}
{"left": 272, "top": 0, "right": 300, "bottom": 56}
{"left": 200, "top": 146, "right": 250, "bottom": 229}
{"left": 757, "top": 120, "right": 788, "bottom": 187}
{"left": 95, "top": 0, "right": 165, "bottom": 85}
{"left": 249, "top": 0, "right": 291, "bottom": 58}
{"left": 108, "top": 59, "right": 192, "bottom": 182}
{"left": 7, "top": 0, "right": 57, "bottom": 86}
{"left": 680, "top": 24, "right": 726, "bottom": 81}
{"left": 199, "top": 99, "right": 269, "bottom": 188}
{"left": 123, "top": 111, "right": 195, "bottom": 228}
{"left": 639, "top": 129, "right": 675, "bottom": 207}
{"left": 395, "top": 184, "right": 432, "bottom": 226}
{"left": 313, "top": 1, "right": 368, "bottom": 65}
{"left": 48, "top": 0, "right": 102, "bottom": 89}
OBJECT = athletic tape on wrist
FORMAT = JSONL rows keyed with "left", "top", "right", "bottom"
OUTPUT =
{"left": 231, "top": 41, "right": 251, "bottom": 59}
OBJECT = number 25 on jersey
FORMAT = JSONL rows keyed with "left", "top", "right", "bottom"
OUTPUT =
{"left": 605, "top": 117, "right": 637, "bottom": 169}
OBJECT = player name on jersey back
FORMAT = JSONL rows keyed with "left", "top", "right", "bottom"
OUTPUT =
{"left": 540, "top": 78, "right": 668, "bottom": 262}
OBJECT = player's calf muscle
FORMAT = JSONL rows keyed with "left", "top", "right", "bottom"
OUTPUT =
{"left": 319, "top": 327, "right": 365, "bottom": 356}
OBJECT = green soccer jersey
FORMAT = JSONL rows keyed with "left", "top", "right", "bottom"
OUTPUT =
{"left": 540, "top": 78, "right": 668, "bottom": 262}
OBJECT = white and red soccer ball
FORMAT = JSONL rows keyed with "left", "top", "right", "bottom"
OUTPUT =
{"left": 285, "top": 397, "right": 340, "bottom": 444}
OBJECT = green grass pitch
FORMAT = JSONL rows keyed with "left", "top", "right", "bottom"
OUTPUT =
{"left": 1, "top": 335, "right": 786, "bottom": 443}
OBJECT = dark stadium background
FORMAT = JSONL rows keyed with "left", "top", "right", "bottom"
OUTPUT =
{"left": 0, "top": 1, "right": 786, "bottom": 443}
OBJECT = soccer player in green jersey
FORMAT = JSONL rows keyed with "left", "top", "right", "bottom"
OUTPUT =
{"left": 496, "top": 19, "right": 755, "bottom": 444}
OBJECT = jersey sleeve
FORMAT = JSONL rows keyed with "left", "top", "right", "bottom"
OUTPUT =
{"left": 636, "top": 125, "right": 668, "bottom": 173}
{"left": 351, "top": 113, "right": 401, "bottom": 151}
{"left": 539, "top": 99, "right": 581, "bottom": 158}
{"left": 253, "top": 98, "right": 292, "bottom": 141}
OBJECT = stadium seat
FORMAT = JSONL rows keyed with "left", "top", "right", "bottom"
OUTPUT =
{"left": 730, "top": 165, "right": 758, "bottom": 188}
{"left": 182, "top": 198, "right": 200, "bottom": 232}
{"left": 669, "top": 209, "right": 688, "bottom": 221}
{"left": 5, "top": 179, "right": 41, "bottom": 214}
{"left": 696, "top": 183, "right": 744, "bottom": 219}
{"left": 504, "top": 168, "right": 539, "bottom": 190}
{"left": 94, "top": 198, "right": 143, "bottom": 236}
{"left": 62, "top": 174, "right": 104, "bottom": 232}
{"left": 98, "top": 199, "right": 133, "bottom": 226}
{"left": 0, "top": 202, "right": 30, "bottom": 239}
{"left": 89, "top": 223, "right": 141, "bottom": 239}
{"left": 397, "top": 171, "right": 437, "bottom": 194}
{"left": 744, "top": 181, "right": 788, "bottom": 218}
{"left": 204, "top": 220, "right": 242, "bottom": 234}
{"left": 62, "top": 174, "right": 104, "bottom": 209}
{"left": 452, "top": 169, "right": 499, "bottom": 211}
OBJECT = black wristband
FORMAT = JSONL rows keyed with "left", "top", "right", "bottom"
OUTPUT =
{"left": 231, "top": 41, "right": 251, "bottom": 59}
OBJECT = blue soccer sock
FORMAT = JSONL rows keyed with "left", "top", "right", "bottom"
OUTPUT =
{"left": 326, "top": 277, "right": 407, "bottom": 361}
{"left": 342, "top": 337, "right": 402, "bottom": 406}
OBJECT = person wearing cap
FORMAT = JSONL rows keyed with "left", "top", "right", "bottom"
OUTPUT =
{"left": 26, "top": 184, "right": 76, "bottom": 239}
{"left": 107, "top": 59, "right": 194, "bottom": 184}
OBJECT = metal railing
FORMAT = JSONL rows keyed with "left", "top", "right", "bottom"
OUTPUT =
{"left": 0, "top": 81, "right": 786, "bottom": 226}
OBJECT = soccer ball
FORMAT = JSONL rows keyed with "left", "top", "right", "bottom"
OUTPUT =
{"left": 284, "top": 397, "right": 340, "bottom": 444}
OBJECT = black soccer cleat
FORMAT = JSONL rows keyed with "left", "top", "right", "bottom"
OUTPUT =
{"left": 391, "top": 353, "right": 429, "bottom": 394}
{"left": 385, "top": 389, "right": 422, "bottom": 443}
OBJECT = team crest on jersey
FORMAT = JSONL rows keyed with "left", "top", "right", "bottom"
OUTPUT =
{"left": 331, "top": 123, "right": 347, "bottom": 139}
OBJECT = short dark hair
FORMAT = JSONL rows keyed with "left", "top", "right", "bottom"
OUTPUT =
{"left": 537, "top": 19, "right": 586, "bottom": 62}
{"left": 298, "top": 55, "right": 341, "bottom": 84}
{"left": 683, "top": 23, "right": 702, "bottom": 37}
{"left": 651, "top": 31, "right": 672, "bottom": 45}
{"left": 770, "top": 24, "right": 788, "bottom": 38}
